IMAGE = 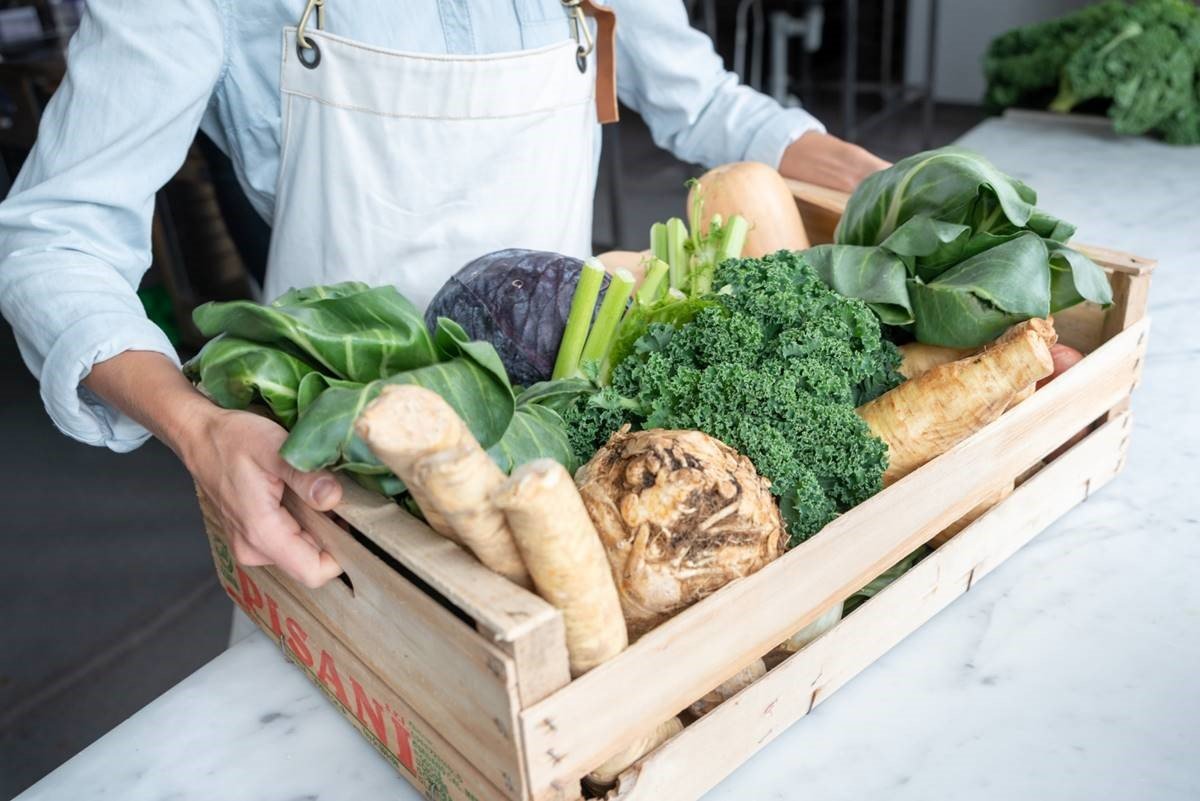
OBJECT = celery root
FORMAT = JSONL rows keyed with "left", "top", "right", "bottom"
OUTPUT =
{"left": 859, "top": 318, "right": 1057, "bottom": 485}
{"left": 492, "top": 459, "right": 628, "bottom": 676}
{"left": 584, "top": 717, "right": 684, "bottom": 792}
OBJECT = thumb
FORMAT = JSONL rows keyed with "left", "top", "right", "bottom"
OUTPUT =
{"left": 280, "top": 461, "right": 343, "bottom": 511}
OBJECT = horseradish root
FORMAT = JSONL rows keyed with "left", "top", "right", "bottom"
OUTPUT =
{"left": 858, "top": 318, "right": 1057, "bottom": 485}
{"left": 412, "top": 445, "right": 532, "bottom": 588}
{"left": 492, "top": 459, "right": 628, "bottom": 676}
{"left": 356, "top": 387, "right": 530, "bottom": 589}
{"left": 584, "top": 717, "right": 685, "bottom": 792}
{"left": 688, "top": 659, "right": 767, "bottom": 718}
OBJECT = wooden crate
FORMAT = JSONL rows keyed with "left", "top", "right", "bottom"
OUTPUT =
{"left": 199, "top": 181, "right": 1153, "bottom": 801}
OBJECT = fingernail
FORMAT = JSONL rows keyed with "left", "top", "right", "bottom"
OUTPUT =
{"left": 312, "top": 477, "right": 337, "bottom": 508}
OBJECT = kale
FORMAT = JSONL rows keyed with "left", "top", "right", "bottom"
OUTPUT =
{"left": 560, "top": 251, "right": 903, "bottom": 545}
{"left": 983, "top": 0, "right": 1200, "bottom": 145}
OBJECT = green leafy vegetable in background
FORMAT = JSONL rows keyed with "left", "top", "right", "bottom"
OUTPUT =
{"left": 984, "top": 0, "right": 1200, "bottom": 145}
{"left": 553, "top": 251, "right": 904, "bottom": 545}
{"left": 185, "top": 283, "right": 576, "bottom": 498}
{"left": 817, "top": 147, "right": 1111, "bottom": 348}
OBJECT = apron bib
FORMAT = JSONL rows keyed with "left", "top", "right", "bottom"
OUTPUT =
{"left": 263, "top": 16, "right": 598, "bottom": 309}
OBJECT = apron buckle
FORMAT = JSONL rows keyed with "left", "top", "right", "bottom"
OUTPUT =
{"left": 562, "top": 0, "right": 594, "bottom": 73}
{"left": 297, "top": 0, "right": 325, "bottom": 69}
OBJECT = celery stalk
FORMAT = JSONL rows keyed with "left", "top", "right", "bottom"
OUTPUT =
{"left": 718, "top": 214, "right": 750, "bottom": 263}
{"left": 650, "top": 222, "right": 669, "bottom": 264}
{"left": 551, "top": 258, "right": 606, "bottom": 380}
{"left": 579, "top": 268, "right": 635, "bottom": 374}
{"left": 636, "top": 258, "right": 670, "bottom": 305}
{"left": 666, "top": 217, "right": 689, "bottom": 292}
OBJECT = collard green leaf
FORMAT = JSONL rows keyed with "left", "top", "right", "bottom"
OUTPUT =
{"left": 805, "top": 245, "right": 914, "bottom": 325}
{"left": 280, "top": 357, "right": 515, "bottom": 473}
{"left": 908, "top": 233, "right": 1051, "bottom": 347}
{"left": 183, "top": 336, "right": 317, "bottom": 427}
{"left": 835, "top": 147, "right": 1038, "bottom": 245}
{"left": 1047, "top": 242, "right": 1114, "bottom": 310}
{"left": 193, "top": 284, "right": 438, "bottom": 382}
{"left": 877, "top": 215, "right": 972, "bottom": 276}
{"left": 488, "top": 404, "right": 579, "bottom": 475}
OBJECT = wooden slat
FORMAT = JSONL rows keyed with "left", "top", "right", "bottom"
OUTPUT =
{"left": 519, "top": 318, "right": 1148, "bottom": 800}
{"left": 263, "top": 493, "right": 530, "bottom": 799}
{"left": 333, "top": 479, "right": 571, "bottom": 706}
{"left": 786, "top": 179, "right": 1158, "bottom": 276}
{"left": 610, "top": 411, "right": 1133, "bottom": 800}
{"left": 203, "top": 529, "right": 512, "bottom": 801}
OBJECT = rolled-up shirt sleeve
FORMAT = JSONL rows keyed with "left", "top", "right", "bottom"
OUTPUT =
{"left": 0, "top": 0, "right": 226, "bottom": 451}
{"left": 610, "top": 0, "right": 825, "bottom": 169}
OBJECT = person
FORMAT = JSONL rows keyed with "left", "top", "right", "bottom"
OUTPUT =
{"left": 0, "top": 1, "right": 887, "bottom": 592}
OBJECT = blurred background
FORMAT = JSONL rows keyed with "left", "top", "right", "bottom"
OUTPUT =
{"left": 0, "top": 0, "right": 1177, "bottom": 795}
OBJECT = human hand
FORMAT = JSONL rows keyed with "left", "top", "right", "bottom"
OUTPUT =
{"left": 778, "top": 131, "right": 891, "bottom": 193}
{"left": 181, "top": 408, "right": 344, "bottom": 588}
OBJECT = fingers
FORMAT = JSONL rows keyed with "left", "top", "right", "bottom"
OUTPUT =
{"left": 253, "top": 504, "right": 344, "bottom": 589}
{"left": 230, "top": 537, "right": 272, "bottom": 567}
{"left": 278, "top": 460, "right": 343, "bottom": 512}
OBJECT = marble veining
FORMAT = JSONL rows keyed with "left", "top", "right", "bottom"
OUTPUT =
{"left": 15, "top": 112, "right": 1200, "bottom": 801}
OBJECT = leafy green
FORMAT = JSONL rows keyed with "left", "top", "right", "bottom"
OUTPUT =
{"left": 816, "top": 147, "right": 1111, "bottom": 348}
{"left": 192, "top": 282, "right": 438, "bottom": 382}
{"left": 188, "top": 284, "right": 577, "bottom": 498}
{"left": 557, "top": 251, "right": 903, "bottom": 545}
{"left": 984, "top": 0, "right": 1200, "bottom": 145}
{"left": 183, "top": 336, "right": 317, "bottom": 427}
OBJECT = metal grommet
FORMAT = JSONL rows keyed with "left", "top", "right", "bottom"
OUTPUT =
{"left": 575, "top": 46, "right": 587, "bottom": 73}
{"left": 297, "top": 39, "right": 322, "bottom": 69}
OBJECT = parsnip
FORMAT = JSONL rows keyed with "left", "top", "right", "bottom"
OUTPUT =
{"left": 584, "top": 717, "right": 684, "bottom": 792}
{"left": 859, "top": 318, "right": 1057, "bottom": 485}
{"left": 355, "top": 386, "right": 531, "bottom": 590}
{"left": 492, "top": 459, "right": 628, "bottom": 676}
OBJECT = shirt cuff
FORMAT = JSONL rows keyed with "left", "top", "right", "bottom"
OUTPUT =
{"left": 743, "top": 107, "right": 827, "bottom": 170}
{"left": 38, "top": 313, "right": 181, "bottom": 453}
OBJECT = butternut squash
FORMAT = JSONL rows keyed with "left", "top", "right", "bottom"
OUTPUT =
{"left": 688, "top": 162, "right": 810, "bottom": 257}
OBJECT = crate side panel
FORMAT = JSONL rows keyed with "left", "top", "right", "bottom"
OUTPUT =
{"left": 333, "top": 480, "right": 573, "bottom": 706}
{"left": 202, "top": 529, "right": 511, "bottom": 801}
{"left": 520, "top": 319, "right": 1147, "bottom": 799}
{"left": 610, "top": 411, "right": 1132, "bottom": 801}
{"left": 215, "top": 494, "right": 529, "bottom": 800}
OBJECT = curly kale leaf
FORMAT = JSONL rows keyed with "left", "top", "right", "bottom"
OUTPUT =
{"left": 560, "top": 252, "right": 901, "bottom": 545}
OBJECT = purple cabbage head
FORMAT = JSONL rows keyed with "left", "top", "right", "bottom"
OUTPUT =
{"left": 426, "top": 249, "right": 607, "bottom": 386}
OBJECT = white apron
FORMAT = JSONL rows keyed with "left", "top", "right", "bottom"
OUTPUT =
{"left": 262, "top": 17, "right": 598, "bottom": 308}
{"left": 232, "top": 6, "right": 599, "bottom": 646}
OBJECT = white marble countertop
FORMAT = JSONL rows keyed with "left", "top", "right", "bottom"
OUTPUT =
{"left": 16, "top": 113, "right": 1200, "bottom": 801}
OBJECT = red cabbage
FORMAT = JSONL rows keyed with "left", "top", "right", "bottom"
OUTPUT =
{"left": 426, "top": 249, "right": 608, "bottom": 386}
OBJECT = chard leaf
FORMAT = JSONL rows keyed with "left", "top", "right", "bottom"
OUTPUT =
{"left": 805, "top": 245, "right": 914, "bottom": 325}
{"left": 183, "top": 336, "right": 317, "bottom": 427}
{"left": 193, "top": 284, "right": 438, "bottom": 382}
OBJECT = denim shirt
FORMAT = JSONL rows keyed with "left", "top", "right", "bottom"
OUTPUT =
{"left": 0, "top": 0, "right": 823, "bottom": 452}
